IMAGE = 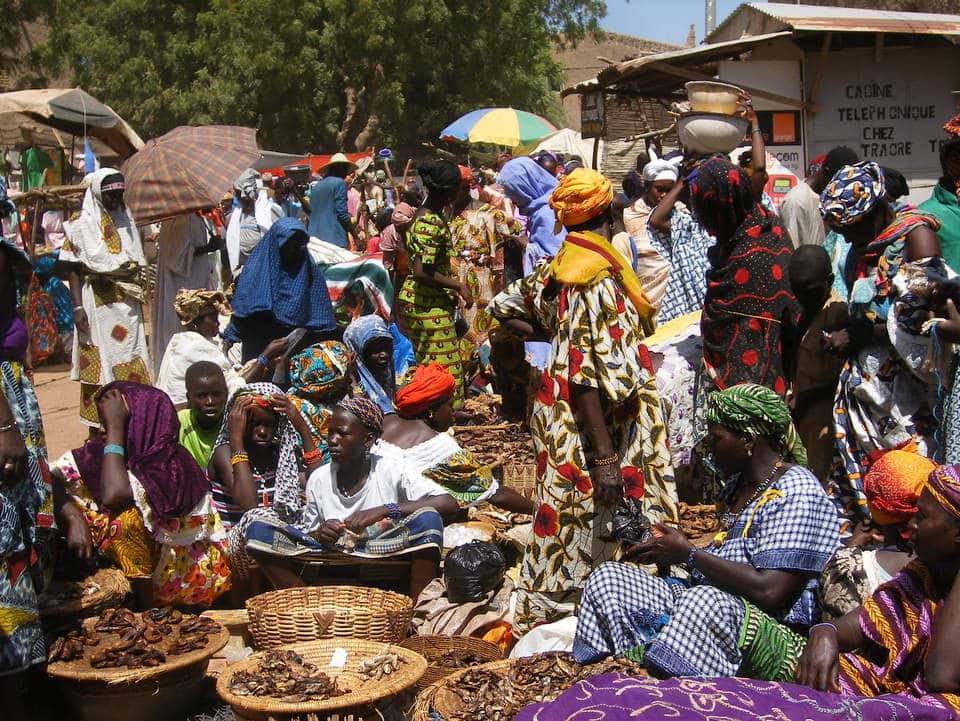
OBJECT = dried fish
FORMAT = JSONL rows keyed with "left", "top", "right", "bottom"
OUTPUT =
{"left": 358, "top": 651, "right": 406, "bottom": 680}
{"left": 229, "top": 650, "right": 346, "bottom": 702}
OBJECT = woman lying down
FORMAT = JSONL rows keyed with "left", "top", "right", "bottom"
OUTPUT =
{"left": 245, "top": 397, "right": 458, "bottom": 598}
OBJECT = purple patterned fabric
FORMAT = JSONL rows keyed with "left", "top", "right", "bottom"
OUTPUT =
{"left": 71, "top": 381, "right": 210, "bottom": 520}
{"left": 515, "top": 674, "right": 954, "bottom": 721}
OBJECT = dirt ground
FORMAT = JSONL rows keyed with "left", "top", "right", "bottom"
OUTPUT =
{"left": 32, "top": 362, "right": 88, "bottom": 458}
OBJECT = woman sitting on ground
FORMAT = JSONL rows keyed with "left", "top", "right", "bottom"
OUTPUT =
{"left": 208, "top": 382, "right": 323, "bottom": 580}
{"left": 818, "top": 448, "right": 933, "bottom": 620}
{"left": 343, "top": 314, "right": 397, "bottom": 413}
{"left": 157, "top": 289, "right": 287, "bottom": 406}
{"left": 286, "top": 342, "right": 353, "bottom": 461}
{"left": 380, "top": 362, "right": 534, "bottom": 514}
{"left": 245, "top": 398, "right": 458, "bottom": 598}
{"left": 52, "top": 382, "right": 231, "bottom": 608}
{"left": 573, "top": 383, "right": 838, "bottom": 680}
{"left": 796, "top": 464, "right": 960, "bottom": 715}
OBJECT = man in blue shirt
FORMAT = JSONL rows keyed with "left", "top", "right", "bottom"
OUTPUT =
{"left": 307, "top": 153, "right": 359, "bottom": 249}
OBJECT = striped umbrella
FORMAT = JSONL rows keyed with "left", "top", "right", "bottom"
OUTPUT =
{"left": 122, "top": 125, "right": 260, "bottom": 224}
{"left": 440, "top": 108, "right": 557, "bottom": 147}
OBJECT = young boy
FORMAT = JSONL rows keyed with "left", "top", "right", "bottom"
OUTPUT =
{"left": 179, "top": 361, "right": 229, "bottom": 469}
{"left": 786, "top": 245, "right": 849, "bottom": 484}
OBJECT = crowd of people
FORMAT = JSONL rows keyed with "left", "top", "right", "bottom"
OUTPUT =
{"left": 5, "top": 101, "right": 960, "bottom": 720}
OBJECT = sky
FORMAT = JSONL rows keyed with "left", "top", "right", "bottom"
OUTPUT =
{"left": 601, "top": 0, "right": 747, "bottom": 46}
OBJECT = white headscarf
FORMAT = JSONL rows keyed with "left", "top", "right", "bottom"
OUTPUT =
{"left": 62, "top": 167, "right": 145, "bottom": 274}
{"left": 642, "top": 149, "right": 681, "bottom": 184}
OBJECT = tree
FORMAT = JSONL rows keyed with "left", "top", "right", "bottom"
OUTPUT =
{"left": 36, "top": 0, "right": 604, "bottom": 152}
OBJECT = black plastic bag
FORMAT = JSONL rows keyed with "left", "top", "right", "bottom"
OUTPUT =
{"left": 444, "top": 540, "right": 506, "bottom": 604}
{"left": 612, "top": 497, "right": 652, "bottom": 546}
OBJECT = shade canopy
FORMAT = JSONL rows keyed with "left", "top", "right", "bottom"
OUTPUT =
{"left": 440, "top": 108, "right": 557, "bottom": 147}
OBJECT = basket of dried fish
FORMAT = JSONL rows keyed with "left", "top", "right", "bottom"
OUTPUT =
{"left": 38, "top": 568, "right": 131, "bottom": 620}
{"left": 399, "top": 634, "right": 503, "bottom": 689}
{"left": 246, "top": 585, "right": 413, "bottom": 648}
{"left": 46, "top": 606, "right": 229, "bottom": 721}
{"left": 216, "top": 638, "right": 427, "bottom": 721}
{"left": 410, "top": 651, "right": 647, "bottom": 721}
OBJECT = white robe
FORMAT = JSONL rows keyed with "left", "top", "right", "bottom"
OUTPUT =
{"left": 151, "top": 214, "right": 213, "bottom": 374}
{"left": 155, "top": 330, "right": 245, "bottom": 406}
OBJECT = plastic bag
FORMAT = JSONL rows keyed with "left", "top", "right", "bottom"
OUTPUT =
{"left": 444, "top": 540, "right": 505, "bottom": 604}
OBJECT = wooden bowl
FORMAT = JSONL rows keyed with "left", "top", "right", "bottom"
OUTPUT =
{"left": 685, "top": 81, "right": 744, "bottom": 115}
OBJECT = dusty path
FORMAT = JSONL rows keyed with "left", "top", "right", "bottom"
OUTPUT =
{"left": 32, "top": 362, "right": 87, "bottom": 458}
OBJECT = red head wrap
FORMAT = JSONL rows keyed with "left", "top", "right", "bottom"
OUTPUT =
{"left": 395, "top": 363, "right": 456, "bottom": 417}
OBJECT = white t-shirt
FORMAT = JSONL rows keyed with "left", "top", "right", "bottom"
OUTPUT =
{"left": 779, "top": 182, "right": 825, "bottom": 247}
{"left": 302, "top": 453, "right": 448, "bottom": 532}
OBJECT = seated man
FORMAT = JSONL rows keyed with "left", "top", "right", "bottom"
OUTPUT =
{"left": 797, "top": 463, "right": 960, "bottom": 716}
{"left": 179, "top": 361, "right": 229, "bottom": 469}
{"left": 246, "top": 398, "right": 458, "bottom": 598}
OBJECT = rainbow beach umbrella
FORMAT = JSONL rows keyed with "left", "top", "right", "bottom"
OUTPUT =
{"left": 440, "top": 108, "right": 557, "bottom": 147}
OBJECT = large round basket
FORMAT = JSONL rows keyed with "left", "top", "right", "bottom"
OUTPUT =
{"left": 47, "top": 617, "right": 229, "bottom": 721}
{"left": 411, "top": 659, "right": 513, "bottom": 721}
{"left": 399, "top": 634, "right": 503, "bottom": 689}
{"left": 216, "top": 638, "right": 427, "bottom": 721}
{"left": 246, "top": 585, "right": 413, "bottom": 648}
{"left": 39, "top": 568, "right": 131, "bottom": 620}
{"left": 502, "top": 462, "right": 537, "bottom": 499}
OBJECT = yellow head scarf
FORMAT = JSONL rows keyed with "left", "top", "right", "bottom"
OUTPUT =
{"left": 548, "top": 168, "right": 613, "bottom": 230}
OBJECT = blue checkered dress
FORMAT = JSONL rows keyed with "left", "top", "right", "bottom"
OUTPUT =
{"left": 647, "top": 207, "right": 714, "bottom": 323}
{"left": 573, "top": 465, "right": 840, "bottom": 677}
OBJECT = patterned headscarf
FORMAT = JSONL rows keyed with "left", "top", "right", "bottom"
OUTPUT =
{"left": 689, "top": 157, "right": 758, "bottom": 244}
{"left": 342, "top": 314, "right": 394, "bottom": 413}
{"left": 819, "top": 161, "right": 886, "bottom": 227}
{"left": 926, "top": 464, "right": 960, "bottom": 522}
{"left": 549, "top": 168, "right": 613, "bottom": 230}
{"left": 234, "top": 168, "right": 259, "bottom": 201}
{"left": 214, "top": 382, "right": 303, "bottom": 523}
{"left": 337, "top": 397, "right": 384, "bottom": 434}
{"left": 288, "top": 342, "right": 353, "bottom": 402}
{"left": 705, "top": 383, "right": 807, "bottom": 465}
{"left": 175, "top": 289, "right": 231, "bottom": 326}
{"left": 391, "top": 202, "right": 416, "bottom": 227}
{"left": 864, "top": 449, "right": 934, "bottom": 527}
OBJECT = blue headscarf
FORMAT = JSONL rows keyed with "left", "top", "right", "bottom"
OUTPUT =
{"left": 343, "top": 314, "right": 394, "bottom": 413}
{"left": 230, "top": 217, "right": 335, "bottom": 331}
{"left": 499, "top": 157, "right": 566, "bottom": 266}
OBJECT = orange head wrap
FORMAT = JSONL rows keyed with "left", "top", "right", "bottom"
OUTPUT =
{"left": 864, "top": 449, "right": 934, "bottom": 529}
{"left": 458, "top": 165, "right": 474, "bottom": 188}
{"left": 395, "top": 363, "right": 457, "bottom": 417}
{"left": 548, "top": 168, "right": 613, "bottom": 231}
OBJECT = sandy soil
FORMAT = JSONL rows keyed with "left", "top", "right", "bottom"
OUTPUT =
{"left": 32, "top": 362, "right": 87, "bottom": 458}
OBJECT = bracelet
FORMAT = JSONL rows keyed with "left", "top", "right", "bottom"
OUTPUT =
{"left": 809, "top": 622, "right": 839, "bottom": 636}
{"left": 256, "top": 354, "right": 270, "bottom": 368}
{"left": 685, "top": 547, "right": 699, "bottom": 571}
{"left": 302, "top": 448, "right": 323, "bottom": 465}
{"left": 230, "top": 451, "right": 249, "bottom": 466}
{"left": 752, "top": 128, "right": 762, "bottom": 134}
{"left": 0, "top": 422, "right": 16, "bottom": 434}
{"left": 592, "top": 454, "right": 619, "bottom": 468}
{"left": 73, "top": 305, "right": 84, "bottom": 312}
{"left": 103, "top": 444, "right": 125, "bottom": 458}
{"left": 385, "top": 502, "right": 403, "bottom": 521}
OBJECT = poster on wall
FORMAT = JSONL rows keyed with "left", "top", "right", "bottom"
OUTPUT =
{"left": 581, "top": 91, "right": 605, "bottom": 139}
{"left": 804, "top": 46, "right": 960, "bottom": 198}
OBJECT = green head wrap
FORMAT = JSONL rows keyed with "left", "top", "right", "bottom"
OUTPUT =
{"left": 705, "top": 383, "right": 807, "bottom": 466}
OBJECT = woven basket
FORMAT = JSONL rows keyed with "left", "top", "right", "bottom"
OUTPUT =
{"left": 246, "top": 586, "right": 413, "bottom": 648}
{"left": 216, "top": 638, "right": 427, "bottom": 721}
{"left": 39, "top": 568, "right": 131, "bottom": 620}
{"left": 410, "top": 659, "right": 513, "bottom": 721}
{"left": 502, "top": 462, "right": 537, "bottom": 499}
{"left": 399, "top": 635, "right": 503, "bottom": 690}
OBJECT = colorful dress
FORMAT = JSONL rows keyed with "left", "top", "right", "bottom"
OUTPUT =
{"left": 0, "top": 360, "right": 54, "bottom": 674}
{"left": 573, "top": 465, "right": 838, "bottom": 678}
{"left": 54, "top": 451, "right": 230, "bottom": 607}
{"left": 837, "top": 561, "right": 960, "bottom": 716}
{"left": 398, "top": 212, "right": 463, "bottom": 400}
{"left": 489, "top": 249, "right": 677, "bottom": 634}
{"left": 449, "top": 203, "right": 522, "bottom": 338}
{"left": 831, "top": 211, "right": 948, "bottom": 526}
{"left": 61, "top": 169, "right": 151, "bottom": 426}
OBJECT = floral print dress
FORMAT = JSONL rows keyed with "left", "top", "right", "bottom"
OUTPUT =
{"left": 489, "top": 262, "right": 678, "bottom": 633}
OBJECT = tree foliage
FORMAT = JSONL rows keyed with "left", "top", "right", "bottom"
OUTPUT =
{"left": 35, "top": 0, "right": 604, "bottom": 152}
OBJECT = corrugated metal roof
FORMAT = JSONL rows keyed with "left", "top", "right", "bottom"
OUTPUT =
{"left": 712, "top": 2, "right": 960, "bottom": 39}
{"left": 563, "top": 31, "right": 792, "bottom": 95}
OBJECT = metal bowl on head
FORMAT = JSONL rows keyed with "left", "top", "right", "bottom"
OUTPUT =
{"left": 685, "top": 81, "right": 744, "bottom": 115}
{"left": 678, "top": 112, "right": 750, "bottom": 155}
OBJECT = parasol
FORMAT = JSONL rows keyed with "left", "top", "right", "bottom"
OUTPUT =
{"left": 440, "top": 108, "right": 557, "bottom": 147}
{"left": 0, "top": 88, "right": 143, "bottom": 159}
{"left": 122, "top": 125, "right": 260, "bottom": 224}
